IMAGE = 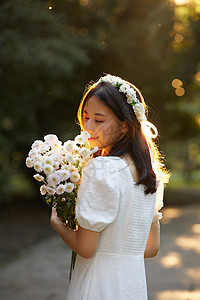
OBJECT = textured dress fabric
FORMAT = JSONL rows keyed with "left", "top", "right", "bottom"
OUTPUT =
{"left": 66, "top": 156, "right": 162, "bottom": 300}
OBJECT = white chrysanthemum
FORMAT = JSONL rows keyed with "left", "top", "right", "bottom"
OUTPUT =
{"left": 40, "top": 185, "right": 47, "bottom": 195}
{"left": 68, "top": 164, "right": 77, "bottom": 173}
{"left": 65, "top": 153, "right": 75, "bottom": 164}
{"left": 72, "top": 146, "right": 80, "bottom": 155}
{"left": 51, "top": 140, "right": 62, "bottom": 150}
{"left": 61, "top": 164, "right": 69, "bottom": 171}
{"left": 56, "top": 184, "right": 65, "bottom": 195}
{"left": 43, "top": 164, "right": 54, "bottom": 175}
{"left": 75, "top": 134, "right": 86, "bottom": 145}
{"left": 56, "top": 169, "right": 70, "bottom": 181}
{"left": 32, "top": 154, "right": 43, "bottom": 163}
{"left": 47, "top": 173, "right": 60, "bottom": 186}
{"left": 80, "top": 160, "right": 87, "bottom": 168}
{"left": 133, "top": 103, "right": 146, "bottom": 122}
{"left": 64, "top": 140, "right": 76, "bottom": 151}
{"left": 33, "top": 174, "right": 44, "bottom": 182}
{"left": 26, "top": 157, "right": 34, "bottom": 168}
{"left": 51, "top": 153, "right": 63, "bottom": 164}
{"left": 81, "top": 131, "right": 90, "bottom": 139}
{"left": 43, "top": 156, "right": 54, "bottom": 165}
{"left": 34, "top": 162, "right": 43, "bottom": 172}
{"left": 70, "top": 171, "right": 80, "bottom": 183}
{"left": 31, "top": 140, "right": 43, "bottom": 149}
{"left": 28, "top": 149, "right": 38, "bottom": 158}
{"left": 90, "top": 146, "right": 98, "bottom": 154}
{"left": 46, "top": 186, "right": 56, "bottom": 195}
{"left": 81, "top": 147, "right": 91, "bottom": 158}
{"left": 60, "top": 146, "right": 67, "bottom": 156}
{"left": 38, "top": 143, "right": 50, "bottom": 154}
{"left": 52, "top": 161, "right": 60, "bottom": 170}
{"left": 74, "top": 157, "right": 82, "bottom": 166}
{"left": 44, "top": 134, "right": 59, "bottom": 143}
{"left": 65, "top": 182, "right": 74, "bottom": 193}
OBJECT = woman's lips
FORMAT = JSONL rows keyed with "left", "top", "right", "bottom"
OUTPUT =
{"left": 88, "top": 137, "right": 98, "bottom": 140}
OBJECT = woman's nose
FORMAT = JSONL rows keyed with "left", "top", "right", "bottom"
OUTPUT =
{"left": 84, "top": 119, "right": 95, "bottom": 133}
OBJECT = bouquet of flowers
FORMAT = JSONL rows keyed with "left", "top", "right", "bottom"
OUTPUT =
{"left": 26, "top": 131, "right": 98, "bottom": 279}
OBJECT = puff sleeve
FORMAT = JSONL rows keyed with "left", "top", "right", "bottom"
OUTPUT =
{"left": 76, "top": 157, "right": 120, "bottom": 232}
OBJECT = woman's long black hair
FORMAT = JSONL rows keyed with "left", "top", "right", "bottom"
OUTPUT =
{"left": 78, "top": 80, "right": 169, "bottom": 194}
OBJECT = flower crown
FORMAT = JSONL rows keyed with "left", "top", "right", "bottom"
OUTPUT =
{"left": 97, "top": 74, "right": 147, "bottom": 123}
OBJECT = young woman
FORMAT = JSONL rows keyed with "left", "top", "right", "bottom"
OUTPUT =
{"left": 51, "top": 74, "right": 169, "bottom": 299}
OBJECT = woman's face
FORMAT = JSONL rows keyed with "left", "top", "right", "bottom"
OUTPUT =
{"left": 83, "top": 95, "right": 126, "bottom": 153}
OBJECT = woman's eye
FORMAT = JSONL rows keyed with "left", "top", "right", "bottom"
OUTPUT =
{"left": 84, "top": 117, "right": 89, "bottom": 121}
{"left": 95, "top": 120, "right": 104, "bottom": 123}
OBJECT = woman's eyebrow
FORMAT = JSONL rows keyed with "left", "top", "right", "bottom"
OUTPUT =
{"left": 84, "top": 110, "right": 106, "bottom": 117}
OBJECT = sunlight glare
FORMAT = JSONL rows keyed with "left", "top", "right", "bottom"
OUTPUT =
{"left": 157, "top": 289, "right": 200, "bottom": 300}
{"left": 173, "top": 0, "right": 190, "bottom": 5}
{"left": 185, "top": 268, "right": 200, "bottom": 281}
{"left": 161, "top": 208, "right": 182, "bottom": 224}
{"left": 176, "top": 236, "right": 200, "bottom": 254}
{"left": 160, "top": 252, "right": 182, "bottom": 268}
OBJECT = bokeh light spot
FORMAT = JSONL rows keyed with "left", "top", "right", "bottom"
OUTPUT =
{"left": 194, "top": 72, "right": 200, "bottom": 82}
{"left": 175, "top": 86, "right": 185, "bottom": 96}
{"left": 160, "top": 252, "right": 182, "bottom": 268}
{"left": 175, "top": 33, "right": 184, "bottom": 42}
{"left": 79, "top": 0, "right": 89, "bottom": 6}
{"left": 172, "top": 78, "right": 183, "bottom": 88}
{"left": 192, "top": 224, "right": 200, "bottom": 234}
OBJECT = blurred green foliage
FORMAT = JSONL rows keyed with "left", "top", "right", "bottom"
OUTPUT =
{"left": 0, "top": 0, "right": 199, "bottom": 204}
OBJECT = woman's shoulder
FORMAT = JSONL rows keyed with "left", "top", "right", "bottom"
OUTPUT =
{"left": 82, "top": 156, "right": 121, "bottom": 182}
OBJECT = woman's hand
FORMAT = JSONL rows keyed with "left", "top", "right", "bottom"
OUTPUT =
{"left": 50, "top": 207, "right": 100, "bottom": 259}
{"left": 50, "top": 207, "right": 63, "bottom": 229}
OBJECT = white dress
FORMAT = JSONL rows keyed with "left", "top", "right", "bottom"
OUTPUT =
{"left": 66, "top": 156, "right": 163, "bottom": 300}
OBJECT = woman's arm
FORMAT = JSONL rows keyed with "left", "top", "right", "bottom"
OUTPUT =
{"left": 51, "top": 208, "right": 100, "bottom": 259}
{"left": 144, "top": 221, "right": 160, "bottom": 258}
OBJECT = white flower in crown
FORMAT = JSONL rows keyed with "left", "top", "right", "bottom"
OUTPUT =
{"left": 126, "top": 88, "right": 138, "bottom": 101}
{"left": 133, "top": 103, "right": 147, "bottom": 122}
{"left": 119, "top": 83, "right": 130, "bottom": 93}
{"left": 33, "top": 174, "right": 44, "bottom": 182}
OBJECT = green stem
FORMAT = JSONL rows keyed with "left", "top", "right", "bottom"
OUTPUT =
{"left": 69, "top": 250, "right": 77, "bottom": 282}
